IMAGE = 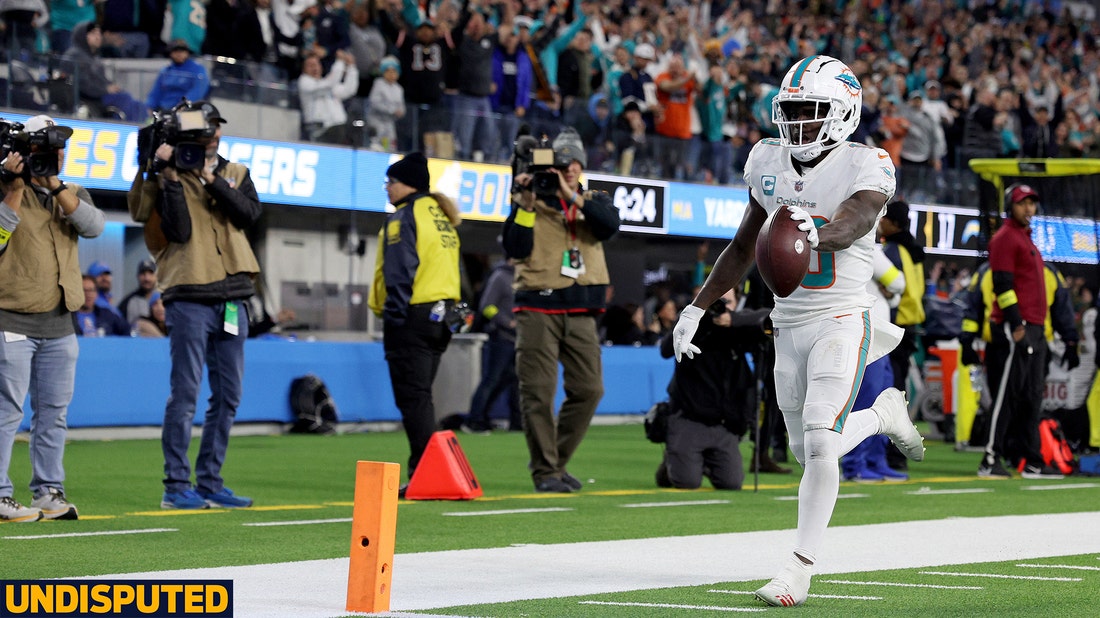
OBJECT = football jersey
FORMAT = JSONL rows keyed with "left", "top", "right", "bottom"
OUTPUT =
{"left": 744, "top": 139, "right": 896, "bottom": 327}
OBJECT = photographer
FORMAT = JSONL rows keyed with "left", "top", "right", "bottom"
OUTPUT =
{"left": 502, "top": 127, "right": 620, "bottom": 493}
{"left": 0, "top": 115, "right": 105, "bottom": 522}
{"left": 127, "top": 101, "right": 262, "bottom": 511}
{"left": 657, "top": 292, "right": 769, "bottom": 490}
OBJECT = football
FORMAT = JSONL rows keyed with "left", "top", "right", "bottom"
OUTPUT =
{"left": 755, "top": 208, "right": 812, "bottom": 298}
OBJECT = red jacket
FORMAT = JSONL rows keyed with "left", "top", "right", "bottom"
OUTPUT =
{"left": 988, "top": 218, "right": 1046, "bottom": 325}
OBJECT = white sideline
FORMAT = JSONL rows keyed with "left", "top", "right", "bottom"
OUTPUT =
{"left": 94, "top": 511, "right": 1100, "bottom": 617}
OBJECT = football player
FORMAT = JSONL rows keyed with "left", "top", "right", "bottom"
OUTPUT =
{"left": 671, "top": 55, "right": 925, "bottom": 607}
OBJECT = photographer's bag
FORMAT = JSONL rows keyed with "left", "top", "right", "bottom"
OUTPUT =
{"left": 289, "top": 374, "right": 339, "bottom": 435}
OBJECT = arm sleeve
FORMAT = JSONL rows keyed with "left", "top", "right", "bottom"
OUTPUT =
{"left": 207, "top": 169, "right": 262, "bottom": 230}
{"left": 872, "top": 246, "right": 906, "bottom": 296}
{"left": 960, "top": 269, "right": 985, "bottom": 338}
{"left": 501, "top": 200, "right": 535, "bottom": 260}
{"left": 1049, "top": 272, "right": 1078, "bottom": 343}
{"left": 382, "top": 206, "right": 419, "bottom": 322}
{"left": 579, "top": 190, "right": 620, "bottom": 241}
{"left": 64, "top": 186, "right": 106, "bottom": 238}
{"left": 0, "top": 201, "right": 18, "bottom": 257}
{"left": 158, "top": 180, "right": 192, "bottom": 243}
{"left": 184, "top": 67, "right": 210, "bottom": 102}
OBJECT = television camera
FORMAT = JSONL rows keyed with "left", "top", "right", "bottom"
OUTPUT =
{"left": 137, "top": 100, "right": 218, "bottom": 173}
{"left": 0, "top": 118, "right": 73, "bottom": 179}
{"left": 511, "top": 127, "right": 571, "bottom": 201}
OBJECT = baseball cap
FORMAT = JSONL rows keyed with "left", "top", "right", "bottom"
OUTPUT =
{"left": 513, "top": 15, "right": 534, "bottom": 31}
{"left": 138, "top": 258, "right": 157, "bottom": 274}
{"left": 22, "top": 115, "right": 74, "bottom": 139}
{"left": 87, "top": 260, "right": 112, "bottom": 277}
{"left": 907, "top": 90, "right": 924, "bottom": 101}
{"left": 1008, "top": 184, "right": 1039, "bottom": 204}
{"left": 634, "top": 43, "right": 656, "bottom": 61}
{"left": 169, "top": 39, "right": 192, "bottom": 53}
{"left": 924, "top": 79, "right": 941, "bottom": 90}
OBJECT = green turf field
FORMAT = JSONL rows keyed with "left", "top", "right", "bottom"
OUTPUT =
{"left": 3, "top": 423, "right": 1098, "bottom": 616}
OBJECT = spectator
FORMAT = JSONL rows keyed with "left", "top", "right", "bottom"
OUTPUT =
{"left": 600, "top": 303, "right": 647, "bottom": 347}
{"left": 146, "top": 40, "right": 210, "bottom": 113}
{"left": 462, "top": 258, "right": 520, "bottom": 435}
{"left": 0, "top": 114, "right": 105, "bottom": 522}
{"left": 203, "top": 0, "right": 268, "bottom": 97}
{"left": 875, "top": 95, "right": 909, "bottom": 167}
{"left": 166, "top": 0, "right": 207, "bottom": 57}
{"left": 117, "top": 258, "right": 159, "bottom": 326}
{"left": 643, "top": 297, "right": 678, "bottom": 346}
{"left": 574, "top": 93, "right": 614, "bottom": 172}
{"left": 697, "top": 63, "right": 733, "bottom": 184}
{"left": 60, "top": 22, "right": 149, "bottom": 121}
{"left": 367, "top": 152, "right": 463, "bottom": 497}
{"left": 502, "top": 128, "right": 620, "bottom": 493}
{"left": 127, "top": 100, "right": 262, "bottom": 510}
{"left": 656, "top": 292, "right": 768, "bottom": 490}
{"left": 99, "top": 0, "right": 151, "bottom": 58}
{"left": 73, "top": 274, "right": 131, "bottom": 336}
{"left": 450, "top": 3, "right": 510, "bottom": 161}
{"left": 490, "top": 18, "right": 533, "bottom": 163}
{"left": 311, "top": 0, "right": 351, "bottom": 72}
{"left": 394, "top": 17, "right": 447, "bottom": 152}
{"left": 86, "top": 260, "right": 125, "bottom": 319}
{"left": 653, "top": 53, "right": 696, "bottom": 180}
{"left": 618, "top": 43, "right": 657, "bottom": 134}
{"left": 133, "top": 291, "right": 167, "bottom": 337}
{"left": 47, "top": 0, "right": 95, "bottom": 55}
{"left": 1019, "top": 99, "right": 1063, "bottom": 159}
{"left": 348, "top": 1, "right": 388, "bottom": 116}
{"left": 0, "top": 0, "right": 48, "bottom": 59}
{"left": 298, "top": 49, "right": 359, "bottom": 144}
{"left": 896, "top": 90, "right": 945, "bottom": 202}
{"left": 366, "top": 56, "right": 404, "bottom": 151}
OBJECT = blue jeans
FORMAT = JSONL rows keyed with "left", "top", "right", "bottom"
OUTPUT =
{"left": 0, "top": 333, "right": 78, "bottom": 498}
{"left": 162, "top": 301, "right": 249, "bottom": 494}
{"left": 467, "top": 337, "right": 519, "bottom": 427}
{"left": 451, "top": 93, "right": 495, "bottom": 160}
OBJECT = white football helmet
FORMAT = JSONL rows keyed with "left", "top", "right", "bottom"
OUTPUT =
{"left": 772, "top": 55, "right": 863, "bottom": 162}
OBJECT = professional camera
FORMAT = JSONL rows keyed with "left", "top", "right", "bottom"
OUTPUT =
{"left": 137, "top": 99, "right": 220, "bottom": 172}
{"left": 706, "top": 297, "right": 730, "bottom": 321}
{"left": 511, "top": 127, "right": 568, "bottom": 201}
{"left": 1, "top": 117, "right": 73, "bottom": 178}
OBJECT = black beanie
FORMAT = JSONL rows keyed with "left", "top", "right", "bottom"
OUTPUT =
{"left": 386, "top": 152, "right": 430, "bottom": 192}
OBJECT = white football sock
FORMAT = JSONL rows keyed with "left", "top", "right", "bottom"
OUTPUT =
{"left": 795, "top": 428, "right": 841, "bottom": 559}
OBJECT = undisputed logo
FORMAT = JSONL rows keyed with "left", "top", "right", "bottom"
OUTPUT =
{"left": 1, "top": 580, "right": 232, "bottom": 617}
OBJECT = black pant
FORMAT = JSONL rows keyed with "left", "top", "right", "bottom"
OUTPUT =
{"left": 383, "top": 306, "right": 453, "bottom": 478}
{"left": 985, "top": 322, "right": 1047, "bottom": 466}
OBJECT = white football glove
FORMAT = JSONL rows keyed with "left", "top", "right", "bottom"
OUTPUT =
{"left": 787, "top": 205, "right": 819, "bottom": 249}
{"left": 672, "top": 305, "right": 705, "bottom": 362}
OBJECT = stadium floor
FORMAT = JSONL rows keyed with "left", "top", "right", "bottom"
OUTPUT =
{"left": 97, "top": 511, "right": 1100, "bottom": 617}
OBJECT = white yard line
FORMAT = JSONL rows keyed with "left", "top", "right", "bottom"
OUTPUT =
{"left": 708, "top": 590, "right": 882, "bottom": 601}
{"left": 776, "top": 493, "right": 868, "bottom": 501}
{"left": 579, "top": 600, "right": 765, "bottom": 612}
{"left": 3, "top": 528, "right": 177, "bottom": 540}
{"left": 904, "top": 488, "right": 993, "bottom": 495}
{"left": 1020, "top": 483, "right": 1099, "bottom": 491}
{"left": 920, "top": 571, "right": 1082, "bottom": 582}
{"left": 91, "top": 511, "right": 1100, "bottom": 617}
{"left": 816, "top": 580, "right": 982, "bottom": 590}
{"left": 243, "top": 518, "right": 353, "bottom": 527}
{"left": 1016, "top": 564, "right": 1100, "bottom": 571}
{"left": 441, "top": 508, "right": 573, "bottom": 516}
{"left": 620, "top": 500, "right": 730, "bottom": 508}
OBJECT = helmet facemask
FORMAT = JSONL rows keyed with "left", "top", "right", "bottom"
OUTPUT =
{"left": 773, "top": 98, "right": 845, "bottom": 162}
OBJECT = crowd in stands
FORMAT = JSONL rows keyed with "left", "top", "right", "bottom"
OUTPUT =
{"left": 1, "top": 1, "right": 1098, "bottom": 199}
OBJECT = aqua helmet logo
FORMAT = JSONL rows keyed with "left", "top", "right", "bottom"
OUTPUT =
{"left": 835, "top": 71, "right": 861, "bottom": 96}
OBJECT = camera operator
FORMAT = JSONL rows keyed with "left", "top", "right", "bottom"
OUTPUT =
{"left": 0, "top": 115, "right": 105, "bottom": 522}
{"left": 656, "top": 291, "right": 770, "bottom": 490}
{"left": 502, "top": 127, "right": 620, "bottom": 493}
{"left": 127, "top": 101, "right": 262, "bottom": 511}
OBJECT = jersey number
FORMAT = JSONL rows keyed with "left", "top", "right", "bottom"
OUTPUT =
{"left": 802, "top": 217, "right": 836, "bottom": 289}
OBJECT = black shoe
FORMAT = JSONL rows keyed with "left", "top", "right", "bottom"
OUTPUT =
{"left": 977, "top": 455, "right": 1011, "bottom": 478}
{"left": 1020, "top": 464, "right": 1065, "bottom": 480}
{"left": 460, "top": 422, "right": 491, "bottom": 436}
{"left": 534, "top": 477, "right": 574, "bottom": 493}
{"left": 561, "top": 472, "right": 583, "bottom": 491}
{"left": 398, "top": 484, "right": 408, "bottom": 499}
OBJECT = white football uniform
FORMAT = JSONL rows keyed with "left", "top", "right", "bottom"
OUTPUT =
{"left": 744, "top": 139, "right": 896, "bottom": 328}
{"left": 744, "top": 139, "right": 898, "bottom": 435}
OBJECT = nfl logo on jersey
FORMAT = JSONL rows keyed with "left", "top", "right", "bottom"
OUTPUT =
{"left": 794, "top": 180, "right": 804, "bottom": 192}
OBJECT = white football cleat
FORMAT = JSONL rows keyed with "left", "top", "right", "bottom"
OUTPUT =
{"left": 755, "top": 556, "right": 812, "bottom": 607}
{"left": 872, "top": 387, "right": 925, "bottom": 462}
